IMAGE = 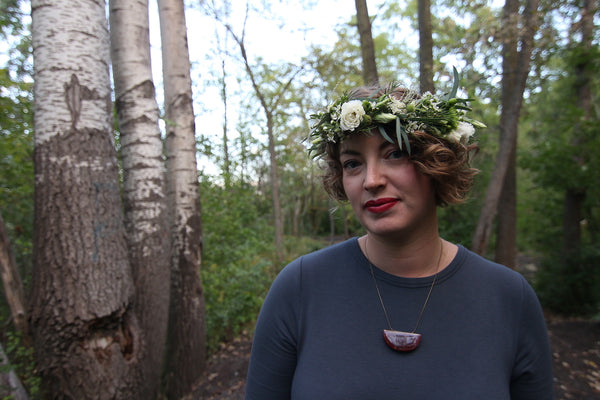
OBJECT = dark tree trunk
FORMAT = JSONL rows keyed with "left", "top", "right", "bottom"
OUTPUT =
{"left": 355, "top": 0, "right": 379, "bottom": 84}
{"left": 495, "top": 149, "right": 517, "bottom": 268}
{"left": 472, "top": 0, "right": 538, "bottom": 256}
{"left": 0, "top": 212, "right": 29, "bottom": 341}
{"left": 493, "top": 0, "right": 520, "bottom": 267}
{"left": 562, "top": 0, "right": 594, "bottom": 257}
{"left": 418, "top": 0, "right": 434, "bottom": 93}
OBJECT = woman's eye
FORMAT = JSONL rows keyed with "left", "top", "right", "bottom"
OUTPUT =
{"left": 342, "top": 160, "right": 360, "bottom": 170}
{"left": 388, "top": 149, "right": 405, "bottom": 159}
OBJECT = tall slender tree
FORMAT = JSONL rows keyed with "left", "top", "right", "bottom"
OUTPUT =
{"left": 157, "top": 0, "right": 207, "bottom": 397}
{"left": 30, "top": 0, "right": 136, "bottom": 397}
{"left": 355, "top": 0, "right": 379, "bottom": 84}
{"left": 472, "top": 0, "right": 539, "bottom": 258}
{"left": 208, "top": 2, "right": 302, "bottom": 261}
{"left": 0, "top": 212, "right": 28, "bottom": 341}
{"left": 562, "top": 0, "right": 594, "bottom": 258}
{"left": 418, "top": 0, "right": 434, "bottom": 93}
{"left": 109, "top": 0, "right": 170, "bottom": 398}
{"left": 493, "top": 0, "right": 520, "bottom": 268}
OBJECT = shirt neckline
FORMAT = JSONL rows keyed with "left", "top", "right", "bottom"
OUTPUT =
{"left": 350, "top": 237, "right": 465, "bottom": 288}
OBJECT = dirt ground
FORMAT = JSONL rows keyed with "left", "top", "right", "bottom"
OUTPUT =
{"left": 189, "top": 316, "right": 600, "bottom": 400}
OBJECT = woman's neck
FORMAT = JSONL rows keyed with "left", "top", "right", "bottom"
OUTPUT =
{"left": 360, "top": 233, "right": 456, "bottom": 278}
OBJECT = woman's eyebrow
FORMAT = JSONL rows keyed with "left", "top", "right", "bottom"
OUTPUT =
{"left": 340, "top": 148, "right": 361, "bottom": 157}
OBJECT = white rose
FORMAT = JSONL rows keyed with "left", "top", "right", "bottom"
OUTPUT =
{"left": 339, "top": 100, "right": 366, "bottom": 131}
{"left": 448, "top": 121, "right": 475, "bottom": 143}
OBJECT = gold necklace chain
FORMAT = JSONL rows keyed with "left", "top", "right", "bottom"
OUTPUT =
{"left": 365, "top": 237, "right": 443, "bottom": 334}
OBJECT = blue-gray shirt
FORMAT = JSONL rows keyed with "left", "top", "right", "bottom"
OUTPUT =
{"left": 245, "top": 238, "right": 553, "bottom": 399}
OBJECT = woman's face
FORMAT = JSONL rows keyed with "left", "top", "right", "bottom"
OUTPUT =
{"left": 339, "top": 132, "right": 437, "bottom": 240}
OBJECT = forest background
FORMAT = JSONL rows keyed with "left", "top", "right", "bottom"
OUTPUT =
{"left": 0, "top": 0, "right": 599, "bottom": 399}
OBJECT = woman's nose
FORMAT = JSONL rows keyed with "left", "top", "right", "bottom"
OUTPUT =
{"left": 363, "top": 162, "right": 385, "bottom": 191}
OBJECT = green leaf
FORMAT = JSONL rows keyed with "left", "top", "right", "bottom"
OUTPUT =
{"left": 445, "top": 66, "right": 461, "bottom": 100}
{"left": 396, "top": 118, "right": 411, "bottom": 154}
{"left": 378, "top": 125, "right": 394, "bottom": 143}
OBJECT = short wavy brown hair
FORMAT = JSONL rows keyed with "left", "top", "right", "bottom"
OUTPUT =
{"left": 320, "top": 85, "right": 479, "bottom": 207}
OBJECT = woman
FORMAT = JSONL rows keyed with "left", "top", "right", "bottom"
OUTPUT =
{"left": 244, "top": 80, "right": 554, "bottom": 399}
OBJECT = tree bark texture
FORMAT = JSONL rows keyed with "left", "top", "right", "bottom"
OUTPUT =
{"left": 110, "top": 1, "right": 170, "bottom": 398}
{"left": 30, "top": 0, "right": 137, "bottom": 398}
{"left": 471, "top": 0, "right": 539, "bottom": 256}
{"left": 158, "top": 0, "right": 207, "bottom": 397}
{"left": 418, "top": 0, "right": 435, "bottom": 93}
{"left": 355, "top": 0, "right": 379, "bottom": 85}
{"left": 0, "top": 211, "right": 29, "bottom": 340}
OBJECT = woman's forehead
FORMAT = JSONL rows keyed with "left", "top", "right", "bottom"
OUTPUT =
{"left": 340, "top": 131, "right": 395, "bottom": 152}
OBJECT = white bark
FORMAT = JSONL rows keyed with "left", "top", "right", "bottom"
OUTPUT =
{"left": 32, "top": 0, "right": 112, "bottom": 145}
{"left": 31, "top": 0, "right": 135, "bottom": 397}
{"left": 158, "top": 0, "right": 206, "bottom": 397}
{"left": 110, "top": 1, "right": 170, "bottom": 398}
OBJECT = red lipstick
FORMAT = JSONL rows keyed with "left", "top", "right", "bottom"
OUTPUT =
{"left": 365, "top": 198, "right": 398, "bottom": 213}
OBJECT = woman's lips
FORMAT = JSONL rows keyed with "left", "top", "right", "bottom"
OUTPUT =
{"left": 364, "top": 198, "right": 398, "bottom": 213}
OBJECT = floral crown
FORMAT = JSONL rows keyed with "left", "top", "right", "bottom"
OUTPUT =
{"left": 309, "top": 68, "right": 485, "bottom": 157}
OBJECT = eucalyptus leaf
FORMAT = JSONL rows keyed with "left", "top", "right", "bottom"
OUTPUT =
{"left": 396, "top": 118, "right": 411, "bottom": 154}
{"left": 378, "top": 125, "right": 394, "bottom": 144}
{"left": 445, "top": 66, "right": 461, "bottom": 101}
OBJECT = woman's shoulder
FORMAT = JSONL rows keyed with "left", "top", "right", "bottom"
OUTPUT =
{"left": 275, "top": 237, "right": 361, "bottom": 282}
{"left": 302, "top": 237, "right": 360, "bottom": 264}
{"left": 455, "top": 245, "right": 531, "bottom": 290}
{"left": 449, "top": 246, "right": 542, "bottom": 316}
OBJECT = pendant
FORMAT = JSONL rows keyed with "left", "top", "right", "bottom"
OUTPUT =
{"left": 383, "top": 329, "right": 421, "bottom": 352}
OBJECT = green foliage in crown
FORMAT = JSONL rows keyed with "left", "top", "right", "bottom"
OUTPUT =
{"left": 309, "top": 68, "right": 485, "bottom": 157}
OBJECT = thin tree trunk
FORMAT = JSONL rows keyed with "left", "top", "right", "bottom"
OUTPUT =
{"left": 158, "top": 0, "right": 207, "bottom": 397}
{"left": 0, "top": 211, "right": 29, "bottom": 341}
{"left": 223, "top": 16, "right": 301, "bottom": 261}
{"left": 30, "top": 0, "right": 136, "bottom": 397}
{"left": 355, "top": 0, "right": 379, "bottom": 84}
{"left": 495, "top": 148, "right": 517, "bottom": 268}
{"left": 109, "top": 0, "right": 170, "bottom": 398}
{"left": 494, "top": 0, "right": 520, "bottom": 268}
{"left": 471, "top": 0, "right": 538, "bottom": 255}
{"left": 562, "top": 0, "right": 594, "bottom": 257}
{"left": 0, "top": 343, "right": 29, "bottom": 400}
{"left": 266, "top": 115, "right": 285, "bottom": 259}
{"left": 418, "top": 0, "right": 434, "bottom": 93}
{"left": 221, "top": 58, "right": 231, "bottom": 187}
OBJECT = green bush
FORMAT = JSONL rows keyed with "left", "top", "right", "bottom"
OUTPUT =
{"left": 2, "top": 331, "right": 40, "bottom": 399}
{"left": 199, "top": 176, "right": 330, "bottom": 350}
{"left": 535, "top": 246, "right": 600, "bottom": 316}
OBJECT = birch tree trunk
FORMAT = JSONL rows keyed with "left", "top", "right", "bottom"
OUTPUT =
{"left": 471, "top": 0, "right": 539, "bottom": 256}
{"left": 110, "top": 1, "right": 170, "bottom": 398}
{"left": 30, "top": 0, "right": 137, "bottom": 397}
{"left": 157, "top": 0, "right": 207, "bottom": 397}
{"left": 355, "top": 0, "right": 379, "bottom": 84}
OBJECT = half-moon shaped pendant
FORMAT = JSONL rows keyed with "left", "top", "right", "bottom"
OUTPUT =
{"left": 383, "top": 329, "right": 421, "bottom": 352}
